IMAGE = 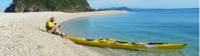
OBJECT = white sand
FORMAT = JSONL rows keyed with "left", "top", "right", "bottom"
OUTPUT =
{"left": 0, "top": 11, "right": 127, "bottom": 56}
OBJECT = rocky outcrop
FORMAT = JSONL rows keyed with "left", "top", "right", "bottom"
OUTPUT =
{"left": 5, "top": 0, "right": 92, "bottom": 12}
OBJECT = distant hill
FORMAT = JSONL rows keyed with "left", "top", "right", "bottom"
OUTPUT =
{"left": 96, "top": 7, "right": 199, "bottom": 12}
{"left": 5, "top": 0, "right": 92, "bottom": 12}
{"left": 96, "top": 7, "right": 133, "bottom": 11}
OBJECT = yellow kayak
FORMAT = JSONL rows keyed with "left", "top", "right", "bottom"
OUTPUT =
{"left": 64, "top": 35, "right": 187, "bottom": 50}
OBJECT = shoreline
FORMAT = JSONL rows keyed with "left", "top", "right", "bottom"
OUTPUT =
{"left": 0, "top": 10, "right": 127, "bottom": 56}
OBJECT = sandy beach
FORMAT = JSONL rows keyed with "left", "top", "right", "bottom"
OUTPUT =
{"left": 0, "top": 11, "right": 127, "bottom": 56}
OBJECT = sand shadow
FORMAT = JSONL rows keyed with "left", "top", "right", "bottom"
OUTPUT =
{"left": 38, "top": 28, "right": 63, "bottom": 37}
{"left": 38, "top": 28, "right": 48, "bottom": 33}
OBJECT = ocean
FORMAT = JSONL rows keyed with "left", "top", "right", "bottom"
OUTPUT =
{"left": 61, "top": 8, "right": 199, "bottom": 56}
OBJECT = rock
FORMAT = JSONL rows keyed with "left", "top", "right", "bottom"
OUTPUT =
{"left": 5, "top": 0, "right": 92, "bottom": 12}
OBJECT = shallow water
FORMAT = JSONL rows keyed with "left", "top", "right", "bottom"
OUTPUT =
{"left": 61, "top": 8, "right": 199, "bottom": 56}
{"left": 81, "top": 45, "right": 186, "bottom": 56}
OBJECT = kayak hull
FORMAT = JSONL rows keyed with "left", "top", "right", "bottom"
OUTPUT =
{"left": 64, "top": 35, "right": 187, "bottom": 50}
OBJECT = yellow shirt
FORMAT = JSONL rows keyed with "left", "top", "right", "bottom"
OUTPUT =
{"left": 47, "top": 21, "right": 55, "bottom": 28}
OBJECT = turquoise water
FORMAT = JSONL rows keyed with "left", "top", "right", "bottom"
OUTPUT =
{"left": 61, "top": 8, "right": 199, "bottom": 56}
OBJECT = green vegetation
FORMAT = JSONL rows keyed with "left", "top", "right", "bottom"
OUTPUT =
{"left": 5, "top": 0, "right": 92, "bottom": 12}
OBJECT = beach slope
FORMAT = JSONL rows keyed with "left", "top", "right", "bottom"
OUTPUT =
{"left": 0, "top": 11, "right": 127, "bottom": 56}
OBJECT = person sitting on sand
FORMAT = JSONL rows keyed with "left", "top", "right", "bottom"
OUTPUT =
{"left": 46, "top": 17, "right": 64, "bottom": 36}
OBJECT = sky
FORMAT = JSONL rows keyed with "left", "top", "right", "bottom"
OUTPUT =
{"left": 0, "top": 0, "right": 199, "bottom": 12}
{"left": 0, "top": 0, "right": 12, "bottom": 12}
{"left": 88, "top": 0, "right": 199, "bottom": 9}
